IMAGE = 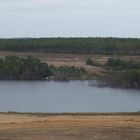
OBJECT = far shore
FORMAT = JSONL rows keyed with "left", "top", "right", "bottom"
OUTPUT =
{"left": 1, "top": 112, "right": 140, "bottom": 116}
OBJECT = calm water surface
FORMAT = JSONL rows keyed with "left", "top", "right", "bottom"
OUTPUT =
{"left": 0, "top": 81, "right": 139, "bottom": 113}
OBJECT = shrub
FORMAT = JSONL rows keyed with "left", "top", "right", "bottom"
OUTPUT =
{"left": 0, "top": 56, "right": 52, "bottom": 80}
{"left": 107, "top": 58, "right": 140, "bottom": 70}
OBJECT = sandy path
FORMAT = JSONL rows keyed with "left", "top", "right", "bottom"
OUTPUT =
{"left": 0, "top": 113, "right": 140, "bottom": 140}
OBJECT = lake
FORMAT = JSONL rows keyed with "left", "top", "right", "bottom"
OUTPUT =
{"left": 0, "top": 80, "right": 139, "bottom": 113}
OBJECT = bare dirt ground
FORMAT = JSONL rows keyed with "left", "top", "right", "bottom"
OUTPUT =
{"left": 0, "top": 113, "right": 140, "bottom": 140}
{"left": 0, "top": 51, "right": 140, "bottom": 74}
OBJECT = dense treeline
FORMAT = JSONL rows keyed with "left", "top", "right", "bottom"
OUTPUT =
{"left": 100, "top": 70, "right": 140, "bottom": 89}
{"left": 0, "top": 38, "right": 140, "bottom": 55}
{"left": 0, "top": 56, "right": 52, "bottom": 80}
{"left": 98, "top": 58, "right": 140, "bottom": 89}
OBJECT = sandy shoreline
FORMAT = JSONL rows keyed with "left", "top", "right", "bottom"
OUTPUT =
{"left": 0, "top": 113, "right": 140, "bottom": 140}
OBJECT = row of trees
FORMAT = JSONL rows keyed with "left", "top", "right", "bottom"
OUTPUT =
{"left": 98, "top": 58, "right": 140, "bottom": 89}
{"left": 99, "top": 70, "right": 140, "bottom": 89}
{"left": 0, "top": 38, "right": 140, "bottom": 55}
{"left": 0, "top": 56, "right": 52, "bottom": 80}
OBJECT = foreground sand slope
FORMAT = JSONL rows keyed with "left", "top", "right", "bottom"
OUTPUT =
{"left": 0, "top": 113, "right": 140, "bottom": 140}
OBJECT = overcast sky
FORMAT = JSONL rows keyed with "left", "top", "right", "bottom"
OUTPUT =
{"left": 0, "top": 0, "right": 140, "bottom": 38}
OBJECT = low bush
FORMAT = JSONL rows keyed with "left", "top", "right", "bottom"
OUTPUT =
{"left": 106, "top": 58, "right": 140, "bottom": 70}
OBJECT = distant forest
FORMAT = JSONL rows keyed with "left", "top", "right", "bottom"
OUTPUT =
{"left": 0, "top": 38, "right": 140, "bottom": 55}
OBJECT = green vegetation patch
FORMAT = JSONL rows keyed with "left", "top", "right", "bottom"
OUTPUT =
{"left": 100, "top": 70, "right": 140, "bottom": 89}
{"left": 51, "top": 66, "right": 90, "bottom": 80}
{"left": 98, "top": 58, "right": 140, "bottom": 89}
{"left": 0, "top": 56, "right": 52, "bottom": 80}
{"left": 86, "top": 57, "right": 101, "bottom": 67}
{"left": 106, "top": 58, "right": 140, "bottom": 70}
